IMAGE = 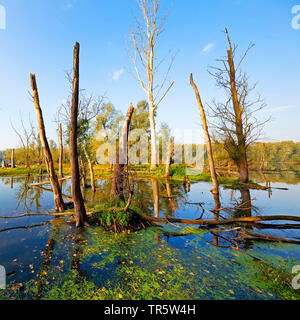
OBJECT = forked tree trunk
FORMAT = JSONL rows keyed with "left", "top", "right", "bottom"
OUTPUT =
{"left": 225, "top": 28, "right": 249, "bottom": 184}
{"left": 111, "top": 104, "right": 135, "bottom": 199}
{"left": 190, "top": 73, "right": 219, "bottom": 195}
{"left": 69, "top": 42, "right": 89, "bottom": 227}
{"left": 30, "top": 73, "right": 65, "bottom": 212}
{"left": 11, "top": 149, "right": 15, "bottom": 168}
{"left": 83, "top": 145, "right": 95, "bottom": 193}
{"left": 58, "top": 123, "right": 64, "bottom": 180}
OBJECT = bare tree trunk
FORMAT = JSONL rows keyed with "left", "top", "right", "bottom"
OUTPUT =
{"left": 212, "top": 193, "right": 221, "bottom": 246}
{"left": 130, "top": 0, "right": 174, "bottom": 170}
{"left": 30, "top": 74, "right": 65, "bottom": 212}
{"left": 149, "top": 105, "right": 158, "bottom": 170}
{"left": 190, "top": 73, "right": 219, "bottom": 195}
{"left": 260, "top": 143, "right": 267, "bottom": 171}
{"left": 11, "top": 149, "right": 15, "bottom": 168}
{"left": 58, "top": 123, "right": 63, "bottom": 180}
{"left": 83, "top": 145, "right": 95, "bottom": 193}
{"left": 165, "top": 153, "right": 170, "bottom": 178}
{"left": 225, "top": 29, "right": 249, "bottom": 184}
{"left": 69, "top": 42, "right": 89, "bottom": 227}
{"left": 111, "top": 104, "right": 135, "bottom": 199}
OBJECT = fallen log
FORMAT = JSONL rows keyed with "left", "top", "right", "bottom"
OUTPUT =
{"left": 0, "top": 210, "right": 97, "bottom": 220}
{"left": 141, "top": 215, "right": 300, "bottom": 226}
{"left": 248, "top": 222, "right": 300, "bottom": 230}
{"left": 239, "top": 230, "right": 300, "bottom": 244}
{"left": 0, "top": 212, "right": 75, "bottom": 219}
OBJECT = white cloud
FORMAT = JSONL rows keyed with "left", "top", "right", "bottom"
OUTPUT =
{"left": 201, "top": 43, "right": 215, "bottom": 54}
{"left": 268, "top": 105, "right": 296, "bottom": 112}
{"left": 64, "top": 3, "right": 73, "bottom": 9}
{"left": 113, "top": 69, "right": 125, "bottom": 82}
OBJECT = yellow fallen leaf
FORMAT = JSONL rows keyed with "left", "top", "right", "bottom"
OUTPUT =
{"left": 119, "top": 294, "right": 123, "bottom": 299}
{"left": 229, "top": 289, "right": 234, "bottom": 294}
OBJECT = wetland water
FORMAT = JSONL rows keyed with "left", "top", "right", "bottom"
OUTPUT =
{"left": 0, "top": 171, "right": 300, "bottom": 300}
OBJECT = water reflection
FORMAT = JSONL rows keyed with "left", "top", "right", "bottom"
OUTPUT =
{"left": 151, "top": 179, "right": 159, "bottom": 218}
{"left": 235, "top": 189, "right": 252, "bottom": 218}
{"left": 1, "top": 173, "right": 300, "bottom": 300}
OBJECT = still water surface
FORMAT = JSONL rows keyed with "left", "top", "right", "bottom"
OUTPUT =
{"left": 0, "top": 171, "right": 300, "bottom": 300}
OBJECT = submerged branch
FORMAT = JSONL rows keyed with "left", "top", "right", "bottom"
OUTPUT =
{"left": 141, "top": 215, "right": 300, "bottom": 226}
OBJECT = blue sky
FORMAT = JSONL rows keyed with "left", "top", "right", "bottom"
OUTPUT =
{"left": 0, "top": 0, "right": 300, "bottom": 149}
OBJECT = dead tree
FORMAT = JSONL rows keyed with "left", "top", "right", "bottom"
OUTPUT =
{"left": 69, "top": 42, "right": 89, "bottom": 227}
{"left": 165, "top": 149, "right": 171, "bottom": 178}
{"left": 11, "top": 149, "right": 15, "bottom": 168}
{"left": 30, "top": 74, "right": 65, "bottom": 212}
{"left": 58, "top": 123, "right": 64, "bottom": 179}
{"left": 111, "top": 104, "right": 135, "bottom": 200}
{"left": 129, "top": 0, "right": 175, "bottom": 169}
{"left": 260, "top": 143, "right": 268, "bottom": 171}
{"left": 208, "top": 28, "right": 269, "bottom": 184}
{"left": 190, "top": 73, "right": 219, "bottom": 195}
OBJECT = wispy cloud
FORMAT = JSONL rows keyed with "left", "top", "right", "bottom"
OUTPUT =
{"left": 201, "top": 43, "right": 215, "bottom": 54}
{"left": 113, "top": 69, "right": 125, "bottom": 82}
{"left": 268, "top": 105, "right": 296, "bottom": 112}
{"left": 64, "top": 3, "right": 73, "bottom": 9}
